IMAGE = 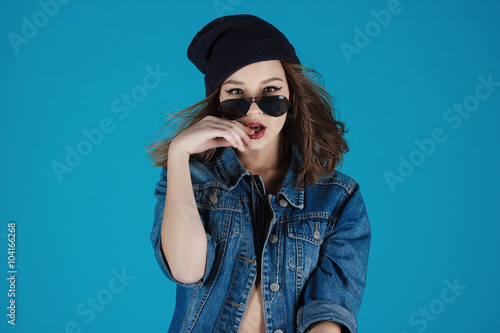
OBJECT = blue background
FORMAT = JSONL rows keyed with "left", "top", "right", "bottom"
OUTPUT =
{"left": 1, "top": 0, "right": 499, "bottom": 332}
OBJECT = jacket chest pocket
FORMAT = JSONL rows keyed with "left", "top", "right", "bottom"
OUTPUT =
{"left": 194, "top": 187, "right": 242, "bottom": 243}
{"left": 286, "top": 218, "right": 328, "bottom": 278}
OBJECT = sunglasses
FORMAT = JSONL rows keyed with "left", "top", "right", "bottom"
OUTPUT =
{"left": 217, "top": 95, "right": 291, "bottom": 120}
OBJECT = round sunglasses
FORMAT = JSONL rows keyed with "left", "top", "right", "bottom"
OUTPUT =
{"left": 217, "top": 95, "right": 291, "bottom": 120}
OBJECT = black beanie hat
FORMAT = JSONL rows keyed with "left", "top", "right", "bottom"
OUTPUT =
{"left": 187, "top": 14, "right": 301, "bottom": 96}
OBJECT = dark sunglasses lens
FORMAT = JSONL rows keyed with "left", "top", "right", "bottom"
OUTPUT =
{"left": 219, "top": 99, "right": 249, "bottom": 120}
{"left": 258, "top": 96, "right": 289, "bottom": 117}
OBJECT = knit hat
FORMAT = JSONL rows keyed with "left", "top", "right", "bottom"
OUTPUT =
{"left": 187, "top": 14, "right": 301, "bottom": 96}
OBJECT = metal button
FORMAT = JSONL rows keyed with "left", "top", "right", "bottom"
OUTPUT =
{"left": 269, "top": 283, "right": 280, "bottom": 292}
{"left": 279, "top": 198, "right": 288, "bottom": 207}
{"left": 269, "top": 234, "right": 278, "bottom": 244}
{"left": 274, "top": 330, "right": 284, "bottom": 333}
{"left": 209, "top": 190, "right": 218, "bottom": 204}
{"left": 313, "top": 230, "right": 321, "bottom": 239}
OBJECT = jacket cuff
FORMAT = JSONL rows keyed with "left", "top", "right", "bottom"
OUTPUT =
{"left": 296, "top": 300, "right": 357, "bottom": 333}
{"left": 154, "top": 233, "right": 217, "bottom": 288}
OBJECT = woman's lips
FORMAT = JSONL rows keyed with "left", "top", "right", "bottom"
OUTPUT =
{"left": 247, "top": 122, "right": 266, "bottom": 140}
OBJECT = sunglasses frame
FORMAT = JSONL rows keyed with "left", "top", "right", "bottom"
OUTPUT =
{"left": 217, "top": 95, "right": 291, "bottom": 120}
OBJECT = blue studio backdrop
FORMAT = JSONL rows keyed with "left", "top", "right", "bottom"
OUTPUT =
{"left": 1, "top": 0, "right": 499, "bottom": 332}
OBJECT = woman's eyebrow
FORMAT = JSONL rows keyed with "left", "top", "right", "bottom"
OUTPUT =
{"left": 222, "top": 77, "right": 283, "bottom": 86}
{"left": 261, "top": 77, "right": 283, "bottom": 84}
{"left": 222, "top": 79, "right": 244, "bottom": 86}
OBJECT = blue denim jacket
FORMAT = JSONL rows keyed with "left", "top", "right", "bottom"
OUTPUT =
{"left": 150, "top": 144, "right": 371, "bottom": 333}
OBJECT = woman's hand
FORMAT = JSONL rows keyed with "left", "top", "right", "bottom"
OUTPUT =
{"left": 305, "top": 320, "right": 342, "bottom": 333}
{"left": 170, "top": 115, "right": 255, "bottom": 155}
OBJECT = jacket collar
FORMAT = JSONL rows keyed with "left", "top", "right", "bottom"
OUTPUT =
{"left": 216, "top": 144, "right": 305, "bottom": 209}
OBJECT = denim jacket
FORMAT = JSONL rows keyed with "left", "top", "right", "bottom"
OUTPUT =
{"left": 150, "top": 144, "right": 371, "bottom": 333}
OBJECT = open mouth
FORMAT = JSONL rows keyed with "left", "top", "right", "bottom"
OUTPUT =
{"left": 246, "top": 122, "right": 267, "bottom": 140}
{"left": 249, "top": 124, "right": 265, "bottom": 132}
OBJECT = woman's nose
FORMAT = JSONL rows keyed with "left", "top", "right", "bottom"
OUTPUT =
{"left": 246, "top": 98, "right": 263, "bottom": 116}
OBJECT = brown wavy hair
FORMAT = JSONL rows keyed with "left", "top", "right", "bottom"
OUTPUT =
{"left": 146, "top": 61, "right": 349, "bottom": 189}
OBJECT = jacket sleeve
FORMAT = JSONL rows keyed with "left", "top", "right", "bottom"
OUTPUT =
{"left": 150, "top": 167, "right": 218, "bottom": 288}
{"left": 296, "top": 182, "right": 371, "bottom": 333}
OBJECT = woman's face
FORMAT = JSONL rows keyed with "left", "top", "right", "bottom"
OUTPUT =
{"left": 219, "top": 60, "right": 290, "bottom": 151}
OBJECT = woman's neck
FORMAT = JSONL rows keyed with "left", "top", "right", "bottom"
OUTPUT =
{"left": 236, "top": 134, "right": 290, "bottom": 175}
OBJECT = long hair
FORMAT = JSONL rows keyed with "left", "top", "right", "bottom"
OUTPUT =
{"left": 146, "top": 61, "right": 349, "bottom": 189}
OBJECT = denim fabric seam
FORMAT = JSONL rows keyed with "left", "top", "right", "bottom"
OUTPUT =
{"left": 190, "top": 237, "right": 229, "bottom": 332}
{"left": 192, "top": 180, "right": 229, "bottom": 190}
{"left": 296, "top": 299, "right": 358, "bottom": 333}
{"left": 326, "top": 182, "right": 356, "bottom": 235}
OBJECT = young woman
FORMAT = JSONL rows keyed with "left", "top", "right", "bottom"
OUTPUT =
{"left": 148, "top": 14, "right": 371, "bottom": 333}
